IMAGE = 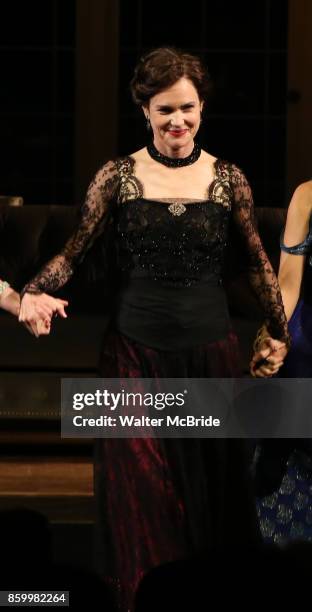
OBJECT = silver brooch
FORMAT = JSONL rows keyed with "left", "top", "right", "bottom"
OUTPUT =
{"left": 168, "top": 202, "right": 187, "bottom": 216}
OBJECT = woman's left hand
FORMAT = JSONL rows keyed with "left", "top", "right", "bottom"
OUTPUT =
{"left": 250, "top": 337, "right": 288, "bottom": 377}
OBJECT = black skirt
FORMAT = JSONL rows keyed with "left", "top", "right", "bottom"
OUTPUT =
{"left": 94, "top": 330, "right": 259, "bottom": 611}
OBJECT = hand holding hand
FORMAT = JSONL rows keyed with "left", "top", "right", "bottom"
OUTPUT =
{"left": 19, "top": 292, "right": 68, "bottom": 337}
{"left": 250, "top": 337, "right": 288, "bottom": 377}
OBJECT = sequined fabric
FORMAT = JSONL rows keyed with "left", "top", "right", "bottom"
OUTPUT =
{"left": 115, "top": 197, "right": 229, "bottom": 287}
{"left": 258, "top": 451, "right": 312, "bottom": 543}
{"left": 146, "top": 140, "right": 201, "bottom": 167}
{"left": 280, "top": 214, "right": 312, "bottom": 263}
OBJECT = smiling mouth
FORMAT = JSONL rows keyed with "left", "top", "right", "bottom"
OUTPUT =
{"left": 168, "top": 129, "right": 188, "bottom": 137}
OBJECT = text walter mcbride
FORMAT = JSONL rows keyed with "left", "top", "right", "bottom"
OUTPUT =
{"left": 119, "top": 415, "right": 220, "bottom": 427}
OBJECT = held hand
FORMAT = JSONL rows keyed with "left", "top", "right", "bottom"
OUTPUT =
{"left": 24, "top": 317, "right": 52, "bottom": 337}
{"left": 0, "top": 286, "right": 20, "bottom": 317}
{"left": 250, "top": 337, "right": 288, "bottom": 378}
{"left": 19, "top": 292, "right": 68, "bottom": 337}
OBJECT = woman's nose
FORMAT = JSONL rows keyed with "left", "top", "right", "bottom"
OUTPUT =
{"left": 169, "top": 112, "right": 184, "bottom": 126}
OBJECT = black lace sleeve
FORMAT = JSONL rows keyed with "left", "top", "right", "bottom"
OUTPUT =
{"left": 229, "top": 163, "right": 290, "bottom": 344}
{"left": 22, "top": 160, "right": 119, "bottom": 295}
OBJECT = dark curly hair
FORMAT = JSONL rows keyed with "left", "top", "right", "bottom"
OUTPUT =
{"left": 130, "top": 47, "right": 211, "bottom": 106}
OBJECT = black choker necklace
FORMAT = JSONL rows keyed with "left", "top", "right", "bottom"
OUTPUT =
{"left": 147, "top": 141, "right": 201, "bottom": 167}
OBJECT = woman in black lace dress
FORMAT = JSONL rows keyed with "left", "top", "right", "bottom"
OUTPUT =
{"left": 19, "top": 48, "right": 290, "bottom": 610}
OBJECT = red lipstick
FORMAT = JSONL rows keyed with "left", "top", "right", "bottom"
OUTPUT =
{"left": 168, "top": 129, "right": 188, "bottom": 137}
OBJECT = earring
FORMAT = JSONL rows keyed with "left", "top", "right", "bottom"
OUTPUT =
{"left": 146, "top": 117, "right": 151, "bottom": 131}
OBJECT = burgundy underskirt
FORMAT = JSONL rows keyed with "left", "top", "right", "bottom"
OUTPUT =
{"left": 94, "top": 330, "right": 258, "bottom": 611}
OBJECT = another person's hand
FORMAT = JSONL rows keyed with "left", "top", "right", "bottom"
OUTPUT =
{"left": 250, "top": 337, "right": 288, "bottom": 377}
{"left": 25, "top": 317, "right": 52, "bottom": 337}
{"left": 0, "top": 285, "right": 20, "bottom": 317}
{"left": 19, "top": 292, "right": 68, "bottom": 337}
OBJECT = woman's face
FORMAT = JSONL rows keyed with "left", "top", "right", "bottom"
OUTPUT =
{"left": 144, "top": 77, "right": 203, "bottom": 156}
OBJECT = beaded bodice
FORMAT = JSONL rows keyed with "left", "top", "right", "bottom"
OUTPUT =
{"left": 22, "top": 154, "right": 290, "bottom": 343}
{"left": 113, "top": 155, "right": 232, "bottom": 286}
{"left": 115, "top": 198, "right": 229, "bottom": 287}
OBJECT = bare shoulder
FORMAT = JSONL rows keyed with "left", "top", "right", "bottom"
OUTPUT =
{"left": 290, "top": 180, "right": 312, "bottom": 216}
{"left": 199, "top": 150, "right": 218, "bottom": 179}
{"left": 293, "top": 180, "right": 312, "bottom": 202}
{"left": 200, "top": 150, "right": 217, "bottom": 166}
{"left": 128, "top": 148, "right": 147, "bottom": 162}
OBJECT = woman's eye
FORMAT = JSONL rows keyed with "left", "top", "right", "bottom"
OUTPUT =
{"left": 158, "top": 104, "right": 195, "bottom": 114}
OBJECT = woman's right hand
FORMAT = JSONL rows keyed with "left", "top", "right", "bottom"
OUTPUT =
{"left": 19, "top": 292, "right": 68, "bottom": 337}
{"left": 250, "top": 337, "right": 287, "bottom": 377}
